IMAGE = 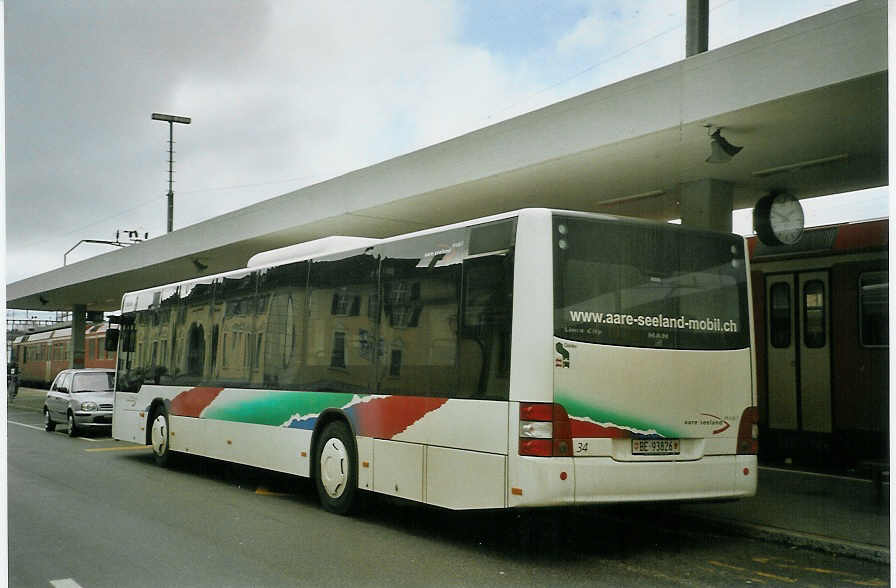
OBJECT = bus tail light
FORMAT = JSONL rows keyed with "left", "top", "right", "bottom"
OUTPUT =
{"left": 737, "top": 406, "right": 759, "bottom": 455}
{"left": 519, "top": 402, "right": 573, "bottom": 457}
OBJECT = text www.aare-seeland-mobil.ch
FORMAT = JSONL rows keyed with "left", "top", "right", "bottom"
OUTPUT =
{"left": 568, "top": 311, "right": 739, "bottom": 333}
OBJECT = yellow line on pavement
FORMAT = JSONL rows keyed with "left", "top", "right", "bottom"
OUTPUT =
{"left": 845, "top": 579, "right": 889, "bottom": 587}
{"left": 85, "top": 445, "right": 151, "bottom": 452}
{"left": 708, "top": 561, "right": 747, "bottom": 572}
{"left": 755, "top": 571, "right": 797, "bottom": 584}
{"left": 255, "top": 486, "right": 291, "bottom": 497}
{"left": 708, "top": 560, "right": 774, "bottom": 585}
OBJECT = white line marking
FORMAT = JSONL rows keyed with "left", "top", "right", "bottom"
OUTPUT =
{"left": 50, "top": 579, "right": 84, "bottom": 588}
{"left": 9, "top": 420, "right": 104, "bottom": 442}
{"left": 8, "top": 420, "right": 44, "bottom": 431}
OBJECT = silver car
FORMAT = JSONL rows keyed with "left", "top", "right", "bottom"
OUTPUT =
{"left": 44, "top": 368, "right": 115, "bottom": 437}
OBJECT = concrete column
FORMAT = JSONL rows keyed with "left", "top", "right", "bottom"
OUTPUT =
{"left": 686, "top": 0, "right": 709, "bottom": 57}
{"left": 680, "top": 179, "right": 734, "bottom": 233}
{"left": 71, "top": 304, "right": 86, "bottom": 369}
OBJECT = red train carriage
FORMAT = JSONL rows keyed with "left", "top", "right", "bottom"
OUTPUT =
{"left": 12, "top": 322, "right": 115, "bottom": 388}
{"left": 749, "top": 218, "right": 888, "bottom": 467}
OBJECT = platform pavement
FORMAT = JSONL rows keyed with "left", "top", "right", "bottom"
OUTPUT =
{"left": 7, "top": 385, "right": 48, "bottom": 413}
{"left": 7, "top": 386, "right": 890, "bottom": 562}
{"left": 676, "top": 464, "right": 890, "bottom": 563}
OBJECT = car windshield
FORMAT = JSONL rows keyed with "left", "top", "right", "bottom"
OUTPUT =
{"left": 72, "top": 372, "right": 114, "bottom": 392}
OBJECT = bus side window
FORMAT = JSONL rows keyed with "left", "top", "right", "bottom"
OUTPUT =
{"left": 458, "top": 253, "right": 513, "bottom": 400}
{"left": 209, "top": 270, "right": 258, "bottom": 388}
{"left": 305, "top": 253, "right": 377, "bottom": 395}
{"left": 256, "top": 261, "right": 308, "bottom": 390}
{"left": 376, "top": 232, "right": 463, "bottom": 398}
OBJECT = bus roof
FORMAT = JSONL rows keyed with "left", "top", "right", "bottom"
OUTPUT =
{"left": 119, "top": 208, "right": 737, "bottom": 302}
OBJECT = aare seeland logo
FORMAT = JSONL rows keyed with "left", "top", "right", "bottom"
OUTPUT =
{"left": 682, "top": 413, "right": 731, "bottom": 435}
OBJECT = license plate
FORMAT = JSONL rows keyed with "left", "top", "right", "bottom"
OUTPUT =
{"left": 632, "top": 438, "right": 680, "bottom": 455}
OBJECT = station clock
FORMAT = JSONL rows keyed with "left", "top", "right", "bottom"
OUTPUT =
{"left": 753, "top": 192, "right": 805, "bottom": 246}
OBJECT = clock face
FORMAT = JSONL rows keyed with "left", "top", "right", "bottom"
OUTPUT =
{"left": 768, "top": 194, "right": 804, "bottom": 245}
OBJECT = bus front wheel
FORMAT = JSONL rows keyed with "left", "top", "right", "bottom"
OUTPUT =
{"left": 314, "top": 421, "right": 358, "bottom": 515}
{"left": 150, "top": 406, "right": 174, "bottom": 467}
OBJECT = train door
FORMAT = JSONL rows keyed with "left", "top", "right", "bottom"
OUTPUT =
{"left": 44, "top": 344, "right": 51, "bottom": 385}
{"left": 766, "top": 271, "right": 832, "bottom": 435}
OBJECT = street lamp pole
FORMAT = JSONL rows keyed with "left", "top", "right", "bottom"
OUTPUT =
{"left": 151, "top": 113, "right": 191, "bottom": 233}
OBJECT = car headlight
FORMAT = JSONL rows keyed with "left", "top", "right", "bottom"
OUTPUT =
{"left": 79, "top": 402, "right": 98, "bottom": 412}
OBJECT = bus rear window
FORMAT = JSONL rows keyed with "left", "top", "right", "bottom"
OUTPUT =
{"left": 553, "top": 215, "right": 749, "bottom": 350}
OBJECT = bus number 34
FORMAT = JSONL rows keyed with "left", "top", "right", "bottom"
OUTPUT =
{"left": 575, "top": 442, "right": 589, "bottom": 453}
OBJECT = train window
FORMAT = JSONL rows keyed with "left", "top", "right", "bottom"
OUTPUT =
{"left": 803, "top": 280, "right": 825, "bottom": 348}
{"left": 859, "top": 271, "right": 888, "bottom": 347}
{"left": 769, "top": 282, "right": 791, "bottom": 348}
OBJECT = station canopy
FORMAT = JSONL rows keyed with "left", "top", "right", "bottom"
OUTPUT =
{"left": 7, "top": 0, "right": 887, "bottom": 312}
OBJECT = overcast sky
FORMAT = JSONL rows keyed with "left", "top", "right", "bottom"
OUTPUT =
{"left": 4, "top": 0, "right": 888, "bottom": 287}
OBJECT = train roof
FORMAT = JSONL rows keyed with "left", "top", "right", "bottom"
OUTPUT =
{"left": 13, "top": 321, "right": 107, "bottom": 343}
{"left": 748, "top": 217, "right": 887, "bottom": 260}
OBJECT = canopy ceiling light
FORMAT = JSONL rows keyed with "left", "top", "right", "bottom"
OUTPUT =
{"left": 752, "top": 153, "right": 849, "bottom": 177}
{"left": 599, "top": 189, "right": 665, "bottom": 206}
{"left": 705, "top": 127, "right": 742, "bottom": 163}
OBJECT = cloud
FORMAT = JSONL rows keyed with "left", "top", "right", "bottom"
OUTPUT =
{"left": 4, "top": 0, "right": 880, "bottom": 287}
{"left": 7, "top": 0, "right": 537, "bottom": 281}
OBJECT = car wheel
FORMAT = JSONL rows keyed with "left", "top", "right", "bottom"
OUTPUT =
{"left": 314, "top": 421, "right": 358, "bottom": 515}
{"left": 44, "top": 408, "right": 56, "bottom": 432}
{"left": 67, "top": 412, "right": 78, "bottom": 437}
{"left": 150, "top": 406, "right": 174, "bottom": 466}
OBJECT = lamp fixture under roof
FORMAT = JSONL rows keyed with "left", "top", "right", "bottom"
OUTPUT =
{"left": 705, "top": 126, "right": 743, "bottom": 163}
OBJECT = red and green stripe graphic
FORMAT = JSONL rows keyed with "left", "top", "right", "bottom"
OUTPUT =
{"left": 169, "top": 387, "right": 447, "bottom": 440}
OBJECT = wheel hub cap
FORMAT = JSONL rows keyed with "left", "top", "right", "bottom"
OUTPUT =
{"left": 151, "top": 415, "right": 167, "bottom": 456}
{"left": 320, "top": 438, "right": 348, "bottom": 498}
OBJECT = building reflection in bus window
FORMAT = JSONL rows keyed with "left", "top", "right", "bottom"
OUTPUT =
{"left": 256, "top": 261, "right": 307, "bottom": 390}
{"left": 377, "top": 232, "right": 462, "bottom": 398}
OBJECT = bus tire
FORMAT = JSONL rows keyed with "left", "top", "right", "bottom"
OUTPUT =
{"left": 67, "top": 412, "right": 78, "bottom": 437}
{"left": 44, "top": 408, "right": 56, "bottom": 432}
{"left": 314, "top": 421, "right": 358, "bottom": 515}
{"left": 150, "top": 406, "right": 174, "bottom": 467}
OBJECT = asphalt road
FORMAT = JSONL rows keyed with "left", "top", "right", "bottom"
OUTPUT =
{"left": 7, "top": 405, "right": 890, "bottom": 587}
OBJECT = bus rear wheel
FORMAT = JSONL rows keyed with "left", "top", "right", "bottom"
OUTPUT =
{"left": 314, "top": 421, "right": 358, "bottom": 515}
{"left": 150, "top": 406, "right": 174, "bottom": 467}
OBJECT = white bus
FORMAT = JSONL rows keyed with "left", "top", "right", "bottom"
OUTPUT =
{"left": 111, "top": 208, "right": 757, "bottom": 513}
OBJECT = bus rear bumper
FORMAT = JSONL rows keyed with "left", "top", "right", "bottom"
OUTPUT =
{"left": 510, "top": 454, "right": 757, "bottom": 508}
{"left": 573, "top": 455, "right": 757, "bottom": 504}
